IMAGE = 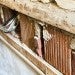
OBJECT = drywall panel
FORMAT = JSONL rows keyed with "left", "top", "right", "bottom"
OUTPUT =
{"left": 0, "top": 40, "right": 39, "bottom": 75}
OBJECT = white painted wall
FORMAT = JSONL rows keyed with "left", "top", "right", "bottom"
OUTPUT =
{"left": 0, "top": 40, "right": 39, "bottom": 75}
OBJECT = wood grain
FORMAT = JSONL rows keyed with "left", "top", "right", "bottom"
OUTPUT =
{"left": 44, "top": 25, "right": 72, "bottom": 75}
{"left": 19, "top": 14, "right": 35, "bottom": 51}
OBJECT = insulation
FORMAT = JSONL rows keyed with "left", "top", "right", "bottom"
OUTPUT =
{"left": 34, "top": 21, "right": 43, "bottom": 57}
{"left": 0, "top": 0, "right": 75, "bottom": 34}
{"left": 31, "top": 0, "right": 75, "bottom": 11}
{"left": 0, "top": 5, "right": 18, "bottom": 32}
{"left": 70, "top": 39, "right": 75, "bottom": 50}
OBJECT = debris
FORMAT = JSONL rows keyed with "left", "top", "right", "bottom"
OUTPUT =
{"left": 0, "top": 16, "right": 18, "bottom": 32}
{"left": 43, "top": 28, "right": 52, "bottom": 41}
{"left": 0, "top": 5, "right": 18, "bottom": 32}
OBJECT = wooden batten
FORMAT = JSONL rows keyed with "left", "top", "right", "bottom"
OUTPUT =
{"left": 44, "top": 25, "right": 72, "bottom": 75}
{"left": 19, "top": 14, "right": 35, "bottom": 51}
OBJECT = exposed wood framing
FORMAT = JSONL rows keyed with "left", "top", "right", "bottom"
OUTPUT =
{"left": 44, "top": 25, "right": 72, "bottom": 75}
{"left": 0, "top": 0, "right": 75, "bottom": 34}
{"left": 19, "top": 14, "right": 35, "bottom": 51}
{"left": 0, "top": 30, "right": 63, "bottom": 75}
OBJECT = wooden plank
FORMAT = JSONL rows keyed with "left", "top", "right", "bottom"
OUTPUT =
{"left": 44, "top": 25, "right": 72, "bottom": 75}
{"left": 0, "top": 0, "right": 75, "bottom": 34}
{"left": 0, "top": 35, "right": 45, "bottom": 75}
{"left": 19, "top": 14, "right": 35, "bottom": 51}
{"left": 0, "top": 30, "right": 63, "bottom": 75}
{"left": 72, "top": 51, "right": 75, "bottom": 75}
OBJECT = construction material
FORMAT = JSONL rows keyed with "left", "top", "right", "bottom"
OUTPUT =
{"left": 19, "top": 14, "right": 35, "bottom": 51}
{"left": 34, "top": 22, "right": 43, "bottom": 57}
{"left": 55, "top": 0, "right": 75, "bottom": 11}
{"left": 0, "top": 0, "right": 75, "bottom": 34}
{"left": 0, "top": 1, "right": 75, "bottom": 75}
{"left": 0, "top": 5, "right": 18, "bottom": 32}
{"left": 0, "top": 30, "right": 63, "bottom": 75}
{"left": 44, "top": 25, "right": 72, "bottom": 75}
{"left": 0, "top": 16, "right": 18, "bottom": 32}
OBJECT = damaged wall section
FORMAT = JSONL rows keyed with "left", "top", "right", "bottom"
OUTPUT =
{"left": 0, "top": 4, "right": 75, "bottom": 75}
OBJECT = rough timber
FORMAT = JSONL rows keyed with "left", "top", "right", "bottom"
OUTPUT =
{"left": 0, "top": 0, "right": 75, "bottom": 34}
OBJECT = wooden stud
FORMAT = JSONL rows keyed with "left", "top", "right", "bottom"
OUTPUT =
{"left": 44, "top": 25, "right": 72, "bottom": 75}
{"left": 19, "top": 14, "right": 35, "bottom": 51}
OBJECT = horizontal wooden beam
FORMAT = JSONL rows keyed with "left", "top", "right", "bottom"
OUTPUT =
{"left": 0, "top": 30, "right": 63, "bottom": 75}
{"left": 0, "top": 0, "right": 75, "bottom": 34}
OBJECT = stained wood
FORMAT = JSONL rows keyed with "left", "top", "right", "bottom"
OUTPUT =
{"left": 19, "top": 14, "right": 35, "bottom": 51}
{"left": 0, "top": 0, "right": 75, "bottom": 34}
{"left": 72, "top": 52, "right": 75, "bottom": 75}
{"left": 44, "top": 25, "right": 72, "bottom": 75}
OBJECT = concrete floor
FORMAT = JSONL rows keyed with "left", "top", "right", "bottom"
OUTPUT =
{"left": 0, "top": 39, "right": 38, "bottom": 75}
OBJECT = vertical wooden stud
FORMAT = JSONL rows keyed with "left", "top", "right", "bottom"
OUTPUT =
{"left": 19, "top": 14, "right": 35, "bottom": 51}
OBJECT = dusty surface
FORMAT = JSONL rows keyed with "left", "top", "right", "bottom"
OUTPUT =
{"left": 0, "top": 39, "right": 38, "bottom": 75}
{"left": 55, "top": 0, "right": 75, "bottom": 11}
{"left": 0, "top": 0, "right": 75, "bottom": 34}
